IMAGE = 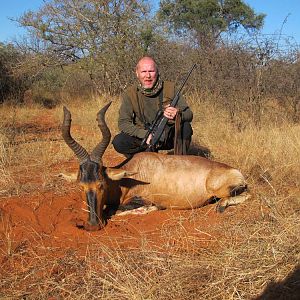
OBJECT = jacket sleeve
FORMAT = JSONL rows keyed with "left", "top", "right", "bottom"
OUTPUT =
{"left": 176, "top": 94, "right": 193, "bottom": 122}
{"left": 118, "top": 93, "right": 147, "bottom": 139}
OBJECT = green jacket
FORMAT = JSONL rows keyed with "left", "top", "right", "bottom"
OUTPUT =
{"left": 118, "top": 81, "right": 193, "bottom": 139}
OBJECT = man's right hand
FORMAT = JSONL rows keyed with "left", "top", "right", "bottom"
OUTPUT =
{"left": 146, "top": 133, "right": 152, "bottom": 145}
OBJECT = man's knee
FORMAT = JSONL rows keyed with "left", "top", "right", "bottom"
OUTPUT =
{"left": 112, "top": 133, "right": 123, "bottom": 152}
{"left": 182, "top": 122, "right": 193, "bottom": 139}
{"left": 112, "top": 132, "right": 143, "bottom": 154}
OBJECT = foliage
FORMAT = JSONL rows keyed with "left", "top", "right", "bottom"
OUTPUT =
{"left": 266, "top": 57, "right": 300, "bottom": 123}
{"left": 157, "top": 0, "right": 265, "bottom": 48}
{"left": 17, "top": 0, "right": 154, "bottom": 94}
{"left": 0, "top": 43, "right": 29, "bottom": 103}
{"left": 0, "top": 0, "right": 298, "bottom": 127}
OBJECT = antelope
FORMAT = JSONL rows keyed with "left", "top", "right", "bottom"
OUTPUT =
{"left": 62, "top": 102, "right": 250, "bottom": 231}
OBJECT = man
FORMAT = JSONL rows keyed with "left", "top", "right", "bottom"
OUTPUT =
{"left": 112, "top": 56, "right": 193, "bottom": 157}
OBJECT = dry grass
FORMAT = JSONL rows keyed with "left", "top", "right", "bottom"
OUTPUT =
{"left": 0, "top": 94, "right": 300, "bottom": 299}
{"left": 0, "top": 128, "right": 14, "bottom": 195}
{"left": 0, "top": 96, "right": 117, "bottom": 195}
{"left": 0, "top": 212, "right": 299, "bottom": 300}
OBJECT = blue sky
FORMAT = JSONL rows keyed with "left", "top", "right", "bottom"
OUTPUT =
{"left": 246, "top": 0, "right": 300, "bottom": 45}
{"left": 0, "top": 0, "right": 43, "bottom": 43}
{"left": 0, "top": 0, "right": 299, "bottom": 45}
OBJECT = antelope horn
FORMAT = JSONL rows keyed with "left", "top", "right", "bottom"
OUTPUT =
{"left": 90, "top": 102, "right": 112, "bottom": 162}
{"left": 62, "top": 106, "right": 90, "bottom": 164}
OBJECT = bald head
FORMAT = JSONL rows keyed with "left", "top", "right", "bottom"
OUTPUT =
{"left": 136, "top": 57, "right": 158, "bottom": 71}
{"left": 136, "top": 56, "right": 159, "bottom": 89}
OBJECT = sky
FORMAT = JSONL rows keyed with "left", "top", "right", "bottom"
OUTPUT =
{"left": 0, "top": 0, "right": 299, "bottom": 45}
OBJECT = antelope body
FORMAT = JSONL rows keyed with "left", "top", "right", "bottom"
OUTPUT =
{"left": 62, "top": 102, "right": 249, "bottom": 231}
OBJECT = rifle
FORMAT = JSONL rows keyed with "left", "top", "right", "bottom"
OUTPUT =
{"left": 141, "top": 64, "right": 196, "bottom": 150}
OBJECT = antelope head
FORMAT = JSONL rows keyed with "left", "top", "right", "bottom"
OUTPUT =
{"left": 62, "top": 102, "right": 112, "bottom": 231}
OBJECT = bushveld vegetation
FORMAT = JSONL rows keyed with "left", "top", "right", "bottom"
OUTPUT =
{"left": 0, "top": 0, "right": 299, "bottom": 299}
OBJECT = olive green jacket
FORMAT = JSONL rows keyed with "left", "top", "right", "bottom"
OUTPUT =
{"left": 118, "top": 81, "right": 193, "bottom": 139}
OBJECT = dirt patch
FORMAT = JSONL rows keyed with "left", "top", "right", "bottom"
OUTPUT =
{"left": 2, "top": 113, "right": 61, "bottom": 147}
{"left": 0, "top": 190, "right": 231, "bottom": 259}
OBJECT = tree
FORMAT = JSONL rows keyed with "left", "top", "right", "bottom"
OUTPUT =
{"left": 17, "top": 0, "right": 153, "bottom": 94}
{"left": 158, "top": 0, "right": 265, "bottom": 48}
{"left": 0, "top": 43, "right": 29, "bottom": 103}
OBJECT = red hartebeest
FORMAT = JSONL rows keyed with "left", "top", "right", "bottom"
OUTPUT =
{"left": 62, "top": 102, "right": 249, "bottom": 230}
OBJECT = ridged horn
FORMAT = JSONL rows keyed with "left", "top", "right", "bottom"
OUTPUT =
{"left": 90, "top": 102, "right": 112, "bottom": 162}
{"left": 62, "top": 106, "right": 90, "bottom": 164}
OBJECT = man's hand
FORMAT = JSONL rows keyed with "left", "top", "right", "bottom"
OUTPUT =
{"left": 163, "top": 105, "right": 178, "bottom": 120}
{"left": 146, "top": 133, "right": 152, "bottom": 145}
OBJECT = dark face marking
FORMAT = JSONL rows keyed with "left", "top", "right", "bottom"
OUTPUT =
{"left": 78, "top": 160, "right": 106, "bottom": 228}
{"left": 79, "top": 160, "right": 101, "bottom": 183}
{"left": 86, "top": 190, "right": 98, "bottom": 226}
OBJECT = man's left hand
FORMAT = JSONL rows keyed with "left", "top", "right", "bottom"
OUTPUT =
{"left": 163, "top": 105, "right": 178, "bottom": 120}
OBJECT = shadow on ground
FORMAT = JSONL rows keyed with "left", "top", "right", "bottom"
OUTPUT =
{"left": 188, "top": 142, "right": 212, "bottom": 158}
{"left": 255, "top": 265, "right": 300, "bottom": 300}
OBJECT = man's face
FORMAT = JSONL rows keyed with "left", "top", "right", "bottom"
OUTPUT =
{"left": 136, "top": 58, "right": 158, "bottom": 89}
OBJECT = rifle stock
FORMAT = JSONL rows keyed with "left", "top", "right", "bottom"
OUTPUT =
{"left": 143, "top": 64, "right": 196, "bottom": 149}
{"left": 141, "top": 110, "right": 163, "bottom": 146}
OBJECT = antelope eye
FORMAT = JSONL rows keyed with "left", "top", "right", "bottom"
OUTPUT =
{"left": 79, "top": 183, "right": 87, "bottom": 190}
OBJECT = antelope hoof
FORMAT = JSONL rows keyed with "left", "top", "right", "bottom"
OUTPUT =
{"left": 216, "top": 199, "right": 228, "bottom": 213}
{"left": 216, "top": 203, "right": 227, "bottom": 213}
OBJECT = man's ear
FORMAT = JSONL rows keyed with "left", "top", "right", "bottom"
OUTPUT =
{"left": 105, "top": 168, "right": 137, "bottom": 181}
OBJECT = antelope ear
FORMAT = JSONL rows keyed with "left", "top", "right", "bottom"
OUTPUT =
{"left": 57, "top": 172, "right": 79, "bottom": 182}
{"left": 105, "top": 168, "right": 137, "bottom": 181}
